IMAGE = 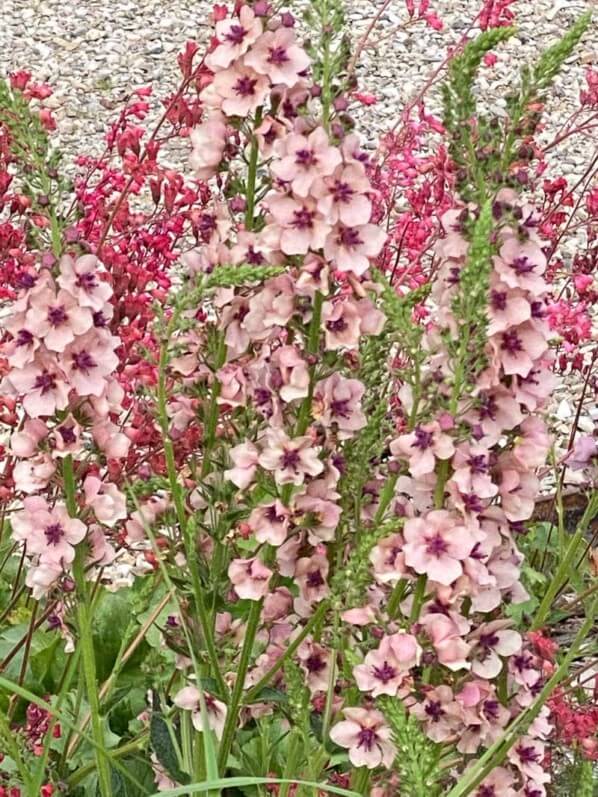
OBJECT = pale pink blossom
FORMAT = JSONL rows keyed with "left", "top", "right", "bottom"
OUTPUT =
{"left": 265, "top": 194, "right": 331, "bottom": 255}
{"left": 271, "top": 346, "right": 309, "bottom": 403}
{"left": 60, "top": 330, "right": 120, "bottom": 396}
{"left": 473, "top": 768, "right": 517, "bottom": 797}
{"left": 190, "top": 114, "right": 228, "bottom": 179}
{"left": 490, "top": 322, "right": 547, "bottom": 378}
{"left": 228, "top": 557, "right": 272, "bottom": 600}
{"left": 450, "top": 442, "right": 498, "bottom": 500}
{"left": 497, "top": 458, "right": 539, "bottom": 521}
{"left": 174, "top": 685, "right": 228, "bottom": 739}
{"left": 244, "top": 27, "right": 310, "bottom": 87}
{"left": 294, "top": 480, "right": 341, "bottom": 544}
{"left": 391, "top": 422, "right": 455, "bottom": 478}
{"left": 243, "top": 276, "right": 295, "bottom": 340}
{"left": 329, "top": 708, "right": 396, "bottom": 769}
{"left": 295, "top": 553, "right": 329, "bottom": 604}
{"left": 8, "top": 356, "right": 70, "bottom": 417}
{"left": 297, "top": 639, "right": 332, "bottom": 692}
{"left": 271, "top": 127, "right": 341, "bottom": 197}
{"left": 324, "top": 222, "right": 386, "bottom": 276}
{"left": 313, "top": 373, "right": 366, "bottom": 438}
{"left": 87, "top": 525, "right": 116, "bottom": 567}
{"left": 508, "top": 738, "right": 550, "bottom": 784}
{"left": 206, "top": 5, "right": 262, "bottom": 70}
{"left": 83, "top": 476, "right": 127, "bottom": 528}
{"left": 51, "top": 417, "right": 83, "bottom": 457}
{"left": 421, "top": 613, "right": 471, "bottom": 671}
{"left": 26, "top": 287, "right": 93, "bottom": 352}
{"left": 57, "top": 254, "right": 113, "bottom": 311}
{"left": 370, "top": 533, "right": 408, "bottom": 585}
{"left": 12, "top": 499, "right": 86, "bottom": 565}
{"left": 487, "top": 278, "right": 531, "bottom": 335}
{"left": 322, "top": 297, "right": 385, "bottom": 350}
{"left": 25, "top": 560, "right": 63, "bottom": 599}
{"left": 495, "top": 238, "right": 547, "bottom": 294}
{"left": 512, "top": 416, "right": 551, "bottom": 469}
{"left": 468, "top": 620, "right": 522, "bottom": 679}
{"left": 10, "top": 419, "right": 48, "bottom": 457}
{"left": 403, "top": 511, "right": 477, "bottom": 585}
{"left": 225, "top": 441, "right": 259, "bottom": 489}
{"left": 410, "top": 686, "right": 461, "bottom": 742}
{"left": 258, "top": 429, "right": 323, "bottom": 485}
{"left": 13, "top": 454, "right": 56, "bottom": 494}
{"left": 248, "top": 500, "right": 291, "bottom": 546}
{"left": 312, "top": 163, "right": 372, "bottom": 226}
{"left": 205, "top": 63, "right": 269, "bottom": 118}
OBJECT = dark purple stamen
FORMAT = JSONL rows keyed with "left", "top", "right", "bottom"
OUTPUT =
{"left": 45, "top": 523, "right": 64, "bottom": 545}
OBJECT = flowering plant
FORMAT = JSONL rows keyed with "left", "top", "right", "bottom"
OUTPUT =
{"left": 0, "top": 2, "right": 596, "bottom": 796}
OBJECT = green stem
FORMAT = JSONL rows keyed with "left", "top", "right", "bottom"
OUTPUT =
{"left": 387, "top": 578, "right": 407, "bottom": 618}
{"left": 532, "top": 493, "right": 598, "bottom": 630}
{"left": 156, "top": 343, "right": 228, "bottom": 698}
{"left": 409, "top": 574, "right": 427, "bottom": 624}
{"left": 217, "top": 598, "right": 263, "bottom": 770}
{"left": 64, "top": 455, "right": 112, "bottom": 797}
{"left": 351, "top": 768, "right": 370, "bottom": 795}
{"left": 280, "top": 730, "right": 302, "bottom": 797}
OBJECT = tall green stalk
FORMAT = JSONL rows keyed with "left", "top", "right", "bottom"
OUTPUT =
{"left": 64, "top": 455, "right": 113, "bottom": 797}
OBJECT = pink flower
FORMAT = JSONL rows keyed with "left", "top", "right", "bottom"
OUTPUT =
{"left": 57, "top": 254, "right": 113, "bottom": 311}
{"left": 271, "top": 127, "right": 341, "bottom": 197}
{"left": 312, "top": 163, "right": 372, "bottom": 226}
{"left": 60, "top": 330, "right": 119, "bottom": 396}
{"left": 271, "top": 346, "right": 309, "bottom": 403}
{"left": 13, "top": 454, "right": 56, "bottom": 494}
{"left": 295, "top": 553, "right": 329, "bottom": 605}
{"left": 330, "top": 708, "right": 396, "bottom": 768}
{"left": 354, "top": 633, "right": 421, "bottom": 696}
{"left": 8, "top": 355, "right": 70, "bottom": 418}
{"left": 487, "top": 279, "right": 531, "bottom": 335}
{"left": 248, "top": 500, "right": 291, "bottom": 546}
{"left": 244, "top": 27, "right": 310, "bottom": 87}
{"left": 410, "top": 685, "right": 461, "bottom": 742}
{"left": 190, "top": 114, "right": 228, "bottom": 179}
{"left": 225, "top": 441, "right": 259, "bottom": 489}
{"left": 51, "top": 417, "right": 83, "bottom": 457}
{"left": 26, "top": 287, "right": 93, "bottom": 352}
{"left": 508, "top": 738, "right": 550, "bottom": 784}
{"left": 266, "top": 194, "right": 331, "bottom": 255}
{"left": 450, "top": 442, "right": 498, "bottom": 500}
{"left": 242, "top": 276, "right": 295, "bottom": 340}
{"left": 490, "top": 322, "right": 547, "bottom": 378}
{"left": 370, "top": 533, "right": 407, "bottom": 585}
{"left": 206, "top": 5, "right": 262, "bottom": 70}
{"left": 421, "top": 612, "right": 471, "bottom": 671}
{"left": 324, "top": 222, "right": 386, "bottom": 276}
{"left": 83, "top": 476, "right": 127, "bottom": 528}
{"left": 297, "top": 639, "right": 332, "bottom": 692}
{"left": 512, "top": 416, "right": 551, "bottom": 469}
{"left": 12, "top": 498, "right": 86, "bottom": 566}
{"left": 468, "top": 620, "right": 522, "bottom": 679}
{"left": 173, "top": 686, "right": 228, "bottom": 738}
{"left": 497, "top": 457, "right": 539, "bottom": 521}
{"left": 313, "top": 373, "right": 366, "bottom": 438}
{"left": 258, "top": 429, "right": 323, "bottom": 485}
{"left": 10, "top": 419, "right": 48, "bottom": 457}
{"left": 294, "top": 480, "right": 341, "bottom": 543}
{"left": 228, "top": 557, "right": 272, "bottom": 600}
{"left": 495, "top": 238, "right": 547, "bottom": 294}
{"left": 206, "top": 63, "right": 269, "bottom": 118}
{"left": 25, "top": 560, "right": 63, "bottom": 599}
{"left": 474, "top": 768, "right": 517, "bottom": 797}
{"left": 391, "top": 422, "right": 455, "bottom": 478}
{"left": 403, "top": 511, "right": 477, "bottom": 585}
{"left": 322, "top": 297, "right": 385, "bottom": 350}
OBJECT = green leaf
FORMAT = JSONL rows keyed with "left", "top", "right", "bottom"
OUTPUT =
{"left": 247, "top": 687, "right": 289, "bottom": 705}
{"left": 150, "top": 713, "right": 190, "bottom": 786}
{"left": 149, "top": 776, "right": 359, "bottom": 797}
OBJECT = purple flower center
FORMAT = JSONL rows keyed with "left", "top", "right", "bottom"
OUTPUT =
{"left": 224, "top": 24, "right": 247, "bottom": 45}
{"left": 530, "top": 300, "right": 545, "bottom": 318}
{"left": 477, "top": 787, "right": 496, "bottom": 797}
{"left": 338, "top": 226, "right": 362, "bottom": 248}
{"left": 93, "top": 310, "right": 108, "bottom": 327}
{"left": 45, "top": 523, "right": 64, "bottom": 545}
{"left": 268, "top": 45, "right": 289, "bottom": 65}
{"left": 372, "top": 661, "right": 397, "bottom": 684}
{"left": 281, "top": 448, "right": 301, "bottom": 470}
{"left": 234, "top": 76, "right": 258, "bottom": 97}
{"left": 500, "top": 330, "right": 523, "bottom": 354}
{"left": 295, "top": 148, "right": 316, "bottom": 167}
{"left": 265, "top": 505, "right": 285, "bottom": 524}
{"left": 326, "top": 317, "right": 347, "bottom": 333}
{"left": 478, "top": 632, "right": 500, "bottom": 650}
{"left": 490, "top": 290, "right": 507, "bottom": 311}
{"left": 17, "top": 272, "right": 36, "bottom": 289}
{"left": 76, "top": 272, "right": 97, "bottom": 290}
{"left": 330, "top": 399, "right": 350, "bottom": 418}
{"left": 292, "top": 208, "right": 315, "bottom": 230}
{"left": 58, "top": 425, "right": 76, "bottom": 444}
{"left": 332, "top": 180, "right": 354, "bottom": 204}
{"left": 483, "top": 699, "right": 500, "bottom": 721}
{"left": 511, "top": 256, "right": 536, "bottom": 275}
{"left": 16, "top": 329, "right": 34, "bottom": 347}
{"left": 72, "top": 351, "right": 96, "bottom": 372}
{"left": 254, "top": 388, "right": 271, "bottom": 406}
{"left": 412, "top": 426, "right": 433, "bottom": 450}
{"left": 356, "top": 727, "right": 377, "bottom": 751}
{"left": 306, "top": 569, "right": 324, "bottom": 588}
{"left": 478, "top": 393, "right": 497, "bottom": 421}
{"left": 47, "top": 305, "right": 67, "bottom": 326}
{"left": 424, "top": 700, "right": 444, "bottom": 721}
{"left": 467, "top": 454, "right": 488, "bottom": 473}
{"left": 462, "top": 493, "right": 483, "bottom": 513}
{"left": 246, "top": 246, "right": 264, "bottom": 265}
{"left": 426, "top": 534, "right": 448, "bottom": 557}
{"left": 34, "top": 370, "right": 57, "bottom": 394}
{"left": 305, "top": 654, "right": 325, "bottom": 673}
{"left": 447, "top": 266, "right": 461, "bottom": 286}
{"left": 515, "top": 744, "right": 539, "bottom": 764}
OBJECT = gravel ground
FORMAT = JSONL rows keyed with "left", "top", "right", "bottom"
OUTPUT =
{"left": 0, "top": 0, "right": 596, "bottom": 445}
